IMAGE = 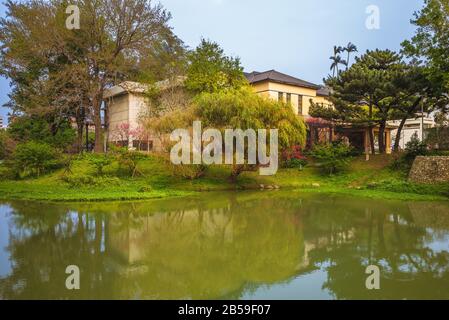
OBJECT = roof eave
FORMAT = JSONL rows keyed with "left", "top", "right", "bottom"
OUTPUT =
{"left": 249, "top": 78, "right": 320, "bottom": 90}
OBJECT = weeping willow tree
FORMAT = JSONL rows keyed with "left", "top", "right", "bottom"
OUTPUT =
{"left": 194, "top": 87, "right": 306, "bottom": 180}
{"left": 148, "top": 87, "right": 307, "bottom": 181}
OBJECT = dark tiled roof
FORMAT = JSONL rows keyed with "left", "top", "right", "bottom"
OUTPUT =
{"left": 244, "top": 70, "right": 320, "bottom": 90}
{"left": 317, "top": 86, "right": 331, "bottom": 97}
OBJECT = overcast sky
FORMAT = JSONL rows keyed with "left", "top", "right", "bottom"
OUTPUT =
{"left": 0, "top": 0, "right": 424, "bottom": 124}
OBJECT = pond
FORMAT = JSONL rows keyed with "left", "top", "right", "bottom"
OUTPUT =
{"left": 0, "top": 191, "right": 449, "bottom": 300}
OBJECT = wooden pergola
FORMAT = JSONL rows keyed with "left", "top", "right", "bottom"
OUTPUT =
{"left": 304, "top": 116, "right": 398, "bottom": 154}
{"left": 305, "top": 117, "right": 336, "bottom": 148}
{"left": 335, "top": 123, "right": 397, "bottom": 154}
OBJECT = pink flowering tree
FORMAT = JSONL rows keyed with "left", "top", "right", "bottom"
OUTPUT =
{"left": 130, "top": 125, "right": 150, "bottom": 151}
{"left": 114, "top": 123, "right": 131, "bottom": 146}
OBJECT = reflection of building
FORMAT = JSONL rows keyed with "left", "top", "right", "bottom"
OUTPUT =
{"left": 107, "top": 208, "right": 235, "bottom": 266}
{"left": 102, "top": 202, "right": 306, "bottom": 299}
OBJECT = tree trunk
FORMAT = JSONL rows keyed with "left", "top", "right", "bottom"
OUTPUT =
{"left": 368, "top": 126, "right": 375, "bottom": 154}
{"left": 394, "top": 97, "right": 423, "bottom": 152}
{"left": 75, "top": 104, "right": 86, "bottom": 153}
{"left": 368, "top": 104, "right": 375, "bottom": 154}
{"left": 75, "top": 111, "right": 84, "bottom": 153}
{"left": 378, "top": 121, "right": 386, "bottom": 154}
{"left": 103, "top": 103, "right": 109, "bottom": 152}
{"left": 93, "top": 92, "right": 104, "bottom": 153}
{"left": 393, "top": 117, "right": 407, "bottom": 152}
{"left": 229, "top": 165, "right": 245, "bottom": 183}
{"left": 76, "top": 122, "right": 84, "bottom": 153}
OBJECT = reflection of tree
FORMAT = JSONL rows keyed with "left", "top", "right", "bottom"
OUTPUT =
{"left": 0, "top": 195, "right": 307, "bottom": 300}
{"left": 0, "top": 202, "right": 111, "bottom": 299}
{"left": 303, "top": 198, "right": 449, "bottom": 299}
{"left": 1, "top": 194, "right": 449, "bottom": 300}
{"left": 105, "top": 196, "right": 306, "bottom": 299}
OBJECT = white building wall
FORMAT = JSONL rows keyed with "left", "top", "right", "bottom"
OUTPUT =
{"left": 128, "top": 94, "right": 148, "bottom": 130}
{"left": 390, "top": 118, "right": 435, "bottom": 150}
{"left": 107, "top": 94, "right": 129, "bottom": 143}
{"left": 128, "top": 94, "right": 150, "bottom": 149}
{"left": 107, "top": 92, "right": 155, "bottom": 150}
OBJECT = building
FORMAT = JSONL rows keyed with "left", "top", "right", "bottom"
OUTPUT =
{"left": 104, "top": 70, "right": 398, "bottom": 154}
{"left": 389, "top": 117, "right": 435, "bottom": 150}
{"left": 104, "top": 81, "right": 150, "bottom": 149}
{"left": 104, "top": 79, "right": 184, "bottom": 151}
{"left": 0, "top": 116, "right": 3, "bottom": 129}
{"left": 244, "top": 70, "right": 333, "bottom": 117}
{"left": 244, "top": 70, "right": 397, "bottom": 154}
{"left": 245, "top": 70, "right": 336, "bottom": 147}
{"left": 335, "top": 124, "right": 396, "bottom": 154}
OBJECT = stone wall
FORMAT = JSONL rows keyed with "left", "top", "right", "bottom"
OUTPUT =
{"left": 409, "top": 156, "right": 449, "bottom": 184}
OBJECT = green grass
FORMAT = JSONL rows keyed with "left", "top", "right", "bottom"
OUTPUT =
{"left": 0, "top": 153, "right": 447, "bottom": 202}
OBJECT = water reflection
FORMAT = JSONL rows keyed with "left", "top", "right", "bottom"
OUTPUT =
{"left": 0, "top": 192, "right": 448, "bottom": 300}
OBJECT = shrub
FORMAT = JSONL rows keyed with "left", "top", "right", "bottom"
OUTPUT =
{"left": 0, "top": 164, "right": 18, "bottom": 180}
{"left": 60, "top": 155, "right": 75, "bottom": 175}
{"left": 0, "top": 130, "right": 15, "bottom": 160}
{"left": 309, "top": 141, "right": 353, "bottom": 175}
{"left": 389, "top": 153, "right": 408, "bottom": 172}
{"left": 61, "top": 173, "right": 121, "bottom": 188}
{"left": 13, "top": 142, "right": 60, "bottom": 177}
{"left": 282, "top": 145, "right": 308, "bottom": 169}
{"left": 404, "top": 132, "right": 428, "bottom": 162}
{"left": 365, "top": 179, "right": 449, "bottom": 197}
{"left": 139, "top": 185, "right": 153, "bottom": 193}
{"left": 284, "top": 158, "right": 308, "bottom": 169}
{"left": 426, "top": 127, "right": 449, "bottom": 150}
{"left": 8, "top": 116, "right": 76, "bottom": 150}
{"left": 115, "top": 148, "right": 147, "bottom": 177}
{"left": 8, "top": 116, "right": 49, "bottom": 142}
{"left": 60, "top": 173, "right": 94, "bottom": 187}
{"left": 430, "top": 150, "right": 449, "bottom": 156}
{"left": 391, "top": 133, "right": 428, "bottom": 172}
{"left": 170, "top": 163, "right": 207, "bottom": 180}
{"left": 85, "top": 153, "right": 112, "bottom": 176}
{"left": 50, "top": 124, "right": 76, "bottom": 150}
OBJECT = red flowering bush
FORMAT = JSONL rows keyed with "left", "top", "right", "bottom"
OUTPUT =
{"left": 282, "top": 145, "right": 308, "bottom": 169}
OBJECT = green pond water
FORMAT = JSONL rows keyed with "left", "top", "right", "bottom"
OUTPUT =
{"left": 0, "top": 191, "right": 449, "bottom": 300}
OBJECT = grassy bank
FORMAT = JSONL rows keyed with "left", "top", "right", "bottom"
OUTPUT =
{"left": 0, "top": 154, "right": 448, "bottom": 202}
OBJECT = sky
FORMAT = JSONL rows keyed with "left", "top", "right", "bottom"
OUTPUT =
{"left": 0, "top": 0, "right": 424, "bottom": 125}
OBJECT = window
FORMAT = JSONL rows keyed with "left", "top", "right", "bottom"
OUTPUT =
{"left": 298, "top": 95, "right": 303, "bottom": 115}
{"left": 278, "top": 92, "right": 284, "bottom": 102}
{"left": 133, "top": 140, "right": 153, "bottom": 151}
{"left": 286, "top": 93, "right": 291, "bottom": 104}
